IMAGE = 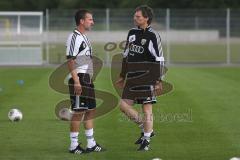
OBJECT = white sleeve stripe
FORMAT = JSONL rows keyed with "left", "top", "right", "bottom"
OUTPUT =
{"left": 70, "top": 34, "right": 77, "bottom": 55}
{"left": 154, "top": 32, "right": 165, "bottom": 79}
{"left": 149, "top": 30, "right": 163, "bottom": 57}
{"left": 156, "top": 33, "right": 163, "bottom": 57}
{"left": 69, "top": 33, "right": 77, "bottom": 56}
{"left": 148, "top": 40, "right": 158, "bottom": 58}
{"left": 123, "top": 47, "right": 129, "bottom": 57}
{"left": 149, "top": 30, "right": 165, "bottom": 79}
{"left": 156, "top": 57, "right": 165, "bottom": 61}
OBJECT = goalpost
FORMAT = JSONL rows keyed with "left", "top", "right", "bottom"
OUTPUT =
{"left": 0, "top": 12, "right": 44, "bottom": 65}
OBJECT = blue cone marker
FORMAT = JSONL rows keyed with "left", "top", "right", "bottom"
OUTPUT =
{"left": 17, "top": 80, "right": 24, "bottom": 86}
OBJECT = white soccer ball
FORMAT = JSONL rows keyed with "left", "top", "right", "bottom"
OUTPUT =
{"left": 8, "top": 109, "right": 23, "bottom": 122}
{"left": 59, "top": 108, "right": 72, "bottom": 121}
{"left": 230, "top": 157, "right": 240, "bottom": 160}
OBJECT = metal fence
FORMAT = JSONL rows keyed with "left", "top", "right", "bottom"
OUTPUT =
{"left": 47, "top": 9, "right": 240, "bottom": 35}
{"left": 44, "top": 8, "right": 240, "bottom": 65}
{"left": 0, "top": 12, "right": 43, "bottom": 65}
{"left": 0, "top": 9, "right": 240, "bottom": 65}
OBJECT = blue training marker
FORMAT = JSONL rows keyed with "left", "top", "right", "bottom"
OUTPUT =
{"left": 17, "top": 80, "right": 24, "bottom": 86}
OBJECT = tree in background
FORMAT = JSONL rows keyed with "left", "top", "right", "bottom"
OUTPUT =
{"left": 0, "top": 0, "right": 240, "bottom": 11}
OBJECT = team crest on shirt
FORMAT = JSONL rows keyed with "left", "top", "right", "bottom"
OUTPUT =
{"left": 85, "top": 50, "right": 91, "bottom": 56}
{"left": 129, "top": 35, "right": 136, "bottom": 42}
{"left": 82, "top": 41, "right": 87, "bottom": 48}
{"left": 141, "top": 39, "right": 147, "bottom": 45}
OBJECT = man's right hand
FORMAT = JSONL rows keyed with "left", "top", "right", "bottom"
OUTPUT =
{"left": 115, "top": 77, "right": 125, "bottom": 89}
{"left": 74, "top": 82, "right": 82, "bottom": 95}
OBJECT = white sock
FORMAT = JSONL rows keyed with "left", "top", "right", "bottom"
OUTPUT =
{"left": 143, "top": 132, "right": 151, "bottom": 141}
{"left": 70, "top": 132, "right": 79, "bottom": 150}
{"left": 85, "top": 128, "right": 96, "bottom": 148}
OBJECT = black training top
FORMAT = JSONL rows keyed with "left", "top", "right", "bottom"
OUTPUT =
{"left": 120, "top": 26, "right": 165, "bottom": 82}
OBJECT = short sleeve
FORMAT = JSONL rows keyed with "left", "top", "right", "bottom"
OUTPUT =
{"left": 66, "top": 33, "right": 82, "bottom": 59}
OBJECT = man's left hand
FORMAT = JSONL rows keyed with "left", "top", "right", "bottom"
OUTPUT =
{"left": 154, "top": 80, "right": 163, "bottom": 96}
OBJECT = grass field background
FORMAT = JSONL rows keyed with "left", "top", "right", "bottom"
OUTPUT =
{"left": 1, "top": 66, "right": 240, "bottom": 160}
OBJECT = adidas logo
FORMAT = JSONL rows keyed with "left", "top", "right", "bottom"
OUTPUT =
{"left": 94, "top": 146, "right": 101, "bottom": 152}
{"left": 74, "top": 150, "right": 83, "bottom": 154}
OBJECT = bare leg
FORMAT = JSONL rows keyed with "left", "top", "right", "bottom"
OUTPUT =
{"left": 70, "top": 111, "right": 85, "bottom": 132}
{"left": 83, "top": 109, "right": 96, "bottom": 148}
{"left": 120, "top": 99, "right": 142, "bottom": 125}
{"left": 142, "top": 103, "right": 153, "bottom": 133}
{"left": 69, "top": 111, "right": 85, "bottom": 150}
{"left": 83, "top": 109, "right": 96, "bottom": 129}
{"left": 137, "top": 103, "right": 153, "bottom": 151}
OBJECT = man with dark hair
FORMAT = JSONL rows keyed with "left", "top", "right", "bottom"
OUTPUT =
{"left": 116, "top": 5, "right": 165, "bottom": 151}
{"left": 66, "top": 9, "right": 104, "bottom": 154}
{"left": 135, "top": 5, "right": 154, "bottom": 25}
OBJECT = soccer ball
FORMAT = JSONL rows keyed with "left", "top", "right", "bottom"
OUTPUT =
{"left": 8, "top": 109, "right": 23, "bottom": 122}
{"left": 230, "top": 158, "right": 240, "bottom": 160}
{"left": 59, "top": 108, "right": 72, "bottom": 121}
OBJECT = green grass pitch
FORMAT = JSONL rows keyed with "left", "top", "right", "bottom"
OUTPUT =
{"left": 0, "top": 66, "right": 240, "bottom": 160}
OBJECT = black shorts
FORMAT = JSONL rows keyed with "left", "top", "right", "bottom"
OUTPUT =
{"left": 68, "top": 73, "right": 96, "bottom": 111}
{"left": 122, "top": 84, "right": 157, "bottom": 104}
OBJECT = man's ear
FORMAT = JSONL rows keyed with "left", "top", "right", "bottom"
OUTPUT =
{"left": 80, "top": 19, "right": 84, "bottom": 25}
{"left": 146, "top": 17, "right": 149, "bottom": 22}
